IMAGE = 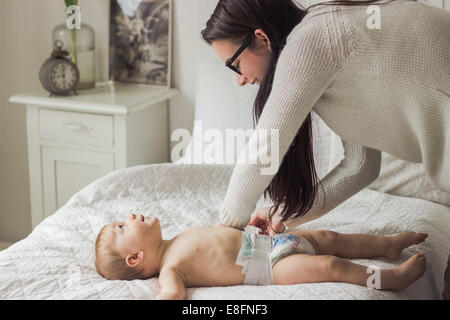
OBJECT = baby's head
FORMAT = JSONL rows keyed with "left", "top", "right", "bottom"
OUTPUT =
{"left": 95, "top": 213, "right": 162, "bottom": 280}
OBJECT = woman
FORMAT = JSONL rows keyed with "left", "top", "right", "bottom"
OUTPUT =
{"left": 201, "top": 0, "right": 450, "bottom": 234}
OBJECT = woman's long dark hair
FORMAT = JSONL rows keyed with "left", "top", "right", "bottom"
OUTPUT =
{"left": 201, "top": 0, "right": 408, "bottom": 223}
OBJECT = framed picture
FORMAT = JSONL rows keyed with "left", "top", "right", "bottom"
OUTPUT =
{"left": 109, "top": 0, "right": 172, "bottom": 88}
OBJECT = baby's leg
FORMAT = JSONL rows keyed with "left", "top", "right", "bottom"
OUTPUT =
{"left": 293, "top": 230, "right": 427, "bottom": 260}
{"left": 272, "top": 252, "right": 426, "bottom": 291}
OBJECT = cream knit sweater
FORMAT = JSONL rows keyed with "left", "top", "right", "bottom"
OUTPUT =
{"left": 218, "top": 0, "right": 450, "bottom": 229}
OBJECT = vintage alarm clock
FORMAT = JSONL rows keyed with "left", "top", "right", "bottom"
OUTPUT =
{"left": 39, "top": 40, "right": 80, "bottom": 96}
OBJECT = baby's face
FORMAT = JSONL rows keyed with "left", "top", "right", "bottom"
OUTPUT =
{"left": 108, "top": 213, "right": 162, "bottom": 259}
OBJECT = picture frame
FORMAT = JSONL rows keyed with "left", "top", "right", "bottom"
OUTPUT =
{"left": 109, "top": 0, "right": 172, "bottom": 88}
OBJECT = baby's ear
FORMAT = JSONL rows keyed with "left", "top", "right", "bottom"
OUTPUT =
{"left": 125, "top": 251, "right": 144, "bottom": 268}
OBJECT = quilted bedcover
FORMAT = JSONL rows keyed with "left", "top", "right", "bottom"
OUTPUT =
{"left": 1, "top": 162, "right": 450, "bottom": 299}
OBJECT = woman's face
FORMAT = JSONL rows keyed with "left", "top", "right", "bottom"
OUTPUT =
{"left": 212, "top": 29, "right": 272, "bottom": 87}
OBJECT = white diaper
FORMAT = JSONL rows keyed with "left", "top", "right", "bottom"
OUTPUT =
{"left": 235, "top": 231, "right": 274, "bottom": 285}
{"left": 235, "top": 227, "right": 317, "bottom": 286}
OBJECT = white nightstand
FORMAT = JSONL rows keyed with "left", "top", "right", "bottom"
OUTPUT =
{"left": 10, "top": 81, "right": 180, "bottom": 229}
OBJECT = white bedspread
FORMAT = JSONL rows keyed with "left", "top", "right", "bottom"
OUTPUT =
{"left": 1, "top": 163, "right": 449, "bottom": 299}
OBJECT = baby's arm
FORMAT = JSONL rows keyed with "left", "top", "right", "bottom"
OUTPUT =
{"left": 155, "top": 267, "right": 186, "bottom": 300}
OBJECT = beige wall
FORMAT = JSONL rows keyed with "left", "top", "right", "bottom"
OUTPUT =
{"left": 0, "top": 0, "right": 218, "bottom": 242}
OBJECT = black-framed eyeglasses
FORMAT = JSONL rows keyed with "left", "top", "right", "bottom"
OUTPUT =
{"left": 225, "top": 34, "right": 254, "bottom": 75}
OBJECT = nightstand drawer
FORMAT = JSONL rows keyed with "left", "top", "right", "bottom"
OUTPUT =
{"left": 39, "top": 109, "right": 114, "bottom": 147}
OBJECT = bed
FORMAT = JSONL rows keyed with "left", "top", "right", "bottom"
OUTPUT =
{"left": 1, "top": 60, "right": 449, "bottom": 300}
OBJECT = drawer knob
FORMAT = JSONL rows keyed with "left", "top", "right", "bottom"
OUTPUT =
{"left": 65, "top": 122, "right": 90, "bottom": 132}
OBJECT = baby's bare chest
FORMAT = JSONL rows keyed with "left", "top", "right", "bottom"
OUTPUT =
{"left": 164, "top": 229, "right": 246, "bottom": 287}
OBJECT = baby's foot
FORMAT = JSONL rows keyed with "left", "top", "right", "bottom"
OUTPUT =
{"left": 385, "top": 253, "right": 427, "bottom": 291}
{"left": 386, "top": 232, "right": 428, "bottom": 260}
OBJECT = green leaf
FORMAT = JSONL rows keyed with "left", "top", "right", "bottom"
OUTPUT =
{"left": 64, "top": 0, "right": 78, "bottom": 8}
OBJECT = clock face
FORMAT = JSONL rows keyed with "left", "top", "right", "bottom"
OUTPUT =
{"left": 51, "top": 61, "right": 78, "bottom": 92}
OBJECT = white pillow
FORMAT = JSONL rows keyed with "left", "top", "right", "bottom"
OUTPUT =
{"left": 176, "top": 60, "right": 256, "bottom": 164}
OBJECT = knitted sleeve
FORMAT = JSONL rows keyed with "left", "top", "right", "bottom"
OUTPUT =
{"left": 218, "top": 19, "right": 346, "bottom": 229}
{"left": 284, "top": 139, "right": 382, "bottom": 229}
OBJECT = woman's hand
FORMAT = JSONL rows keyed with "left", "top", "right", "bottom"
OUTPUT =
{"left": 248, "top": 206, "right": 286, "bottom": 236}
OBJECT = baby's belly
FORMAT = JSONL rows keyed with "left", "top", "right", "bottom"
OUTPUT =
{"left": 182, "top": 229, "right": 246, "bottom": 287}
{"left": 184, "top": 253, "right": 246, "bottom": 287}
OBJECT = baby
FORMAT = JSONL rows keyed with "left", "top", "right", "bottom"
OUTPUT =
{"left": 95, "top": 213, "right": 428, "bottom": 300}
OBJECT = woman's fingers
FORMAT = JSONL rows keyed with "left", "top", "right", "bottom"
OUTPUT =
{"left": 248, "top": 215, "right": 268, "bottom": 234}
{"left": 248, "top": 211, "right": 264, "bottom": 226}
{"left": 248, "top": 215, "right": 259, "bottom": 225}
{"left": 271, "top": 221, "right": 282, "bottom": 233}
{"left": 271, "top": 218, "right": 286, "bottom": 234}
{"left": 266, "top": 211, "right": 286, "bottom": 235}
{"left": 248, "top": 206, "right": 285, "bottom": 235}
